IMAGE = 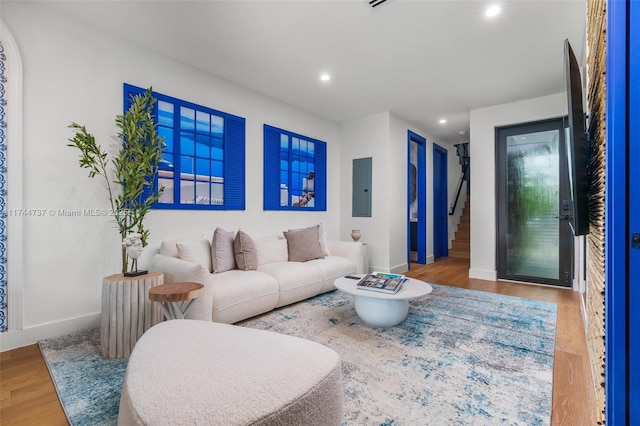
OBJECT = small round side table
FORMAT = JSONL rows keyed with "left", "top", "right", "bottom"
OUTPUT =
{"left": 148, "top": 282, "right": 204, "bottom": 320}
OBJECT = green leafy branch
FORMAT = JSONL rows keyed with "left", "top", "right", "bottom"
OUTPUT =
{"left": 68, "top": 87, "right": 164, "bottom": 273}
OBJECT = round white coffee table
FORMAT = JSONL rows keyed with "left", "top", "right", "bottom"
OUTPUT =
{"left": 334, "top": 275, "right": 433, "bottom": 327}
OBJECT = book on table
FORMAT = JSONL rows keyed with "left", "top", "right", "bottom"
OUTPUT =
{"left": 356, "top": 272, "right": 406, "bottom": 294}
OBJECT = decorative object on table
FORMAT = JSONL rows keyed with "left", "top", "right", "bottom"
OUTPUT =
{"left": 148, "top": 282, "right": 204, "bottom": 320}
{"left": 101, "top": 272, "right": 164, "bottom": 358}
{"left": 40, "top": 285, "right": 557, "bottom": 426}
{"left": 68, "top": 87, "right": 164, "bottom": 274}
{"left": 122, "top": 233, "right": 147, "bottom": 277}
{"left": 351, "top": 229, "right": 361, "bottom": 242}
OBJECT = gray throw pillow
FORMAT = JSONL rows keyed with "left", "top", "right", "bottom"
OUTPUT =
{"left": 284, "top": 225, "right": 325, "bottom": 262}
{"left": 234, "top": 230, "right": 258, "bottom": 271}
{"left": 211, "top": 227, "right": 237, "bottom": 272}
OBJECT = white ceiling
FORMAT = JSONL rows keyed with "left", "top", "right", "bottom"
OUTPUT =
{"left": 38, "top": 0, "right": 587, "bottom": 144}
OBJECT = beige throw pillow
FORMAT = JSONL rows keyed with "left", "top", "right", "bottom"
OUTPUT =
{"left": 284, "top": 225, "right": 325, "bottom": 262}
{"left": 234, "top": 230, "right": 258, "bottom": 271}
{"left": 287, "top": 223, "right": 329, "bottom": 256}
{"left": 211, "top": 227, "right": 237, "bottom": 272}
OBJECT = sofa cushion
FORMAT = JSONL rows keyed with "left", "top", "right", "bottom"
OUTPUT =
{"left": 259, "top": 262, "right": 323, "bottom": 307}
{"left": 210, "top": 270, "right": 279, "bottom": 324}
{"left": 254, "top": 235, "right": 289, "bottom": 266}
{"left": 176, "top": 239, "right": 212, "bottom": 272}
{"left": 211, "top": 227, "right": 236, "bottom": 273}
{"left": 284, "top": 225, "right": 325, "bottom": 262}
{"left": 234, "top": 230, "right": 258, "bottom": 271}
{"left": 306, "top": 256, "right": 356, "bottom": 293}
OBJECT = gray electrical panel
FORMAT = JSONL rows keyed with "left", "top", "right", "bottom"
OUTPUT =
{"left": 352, "top": 157, "right": 372, "bottom": 217}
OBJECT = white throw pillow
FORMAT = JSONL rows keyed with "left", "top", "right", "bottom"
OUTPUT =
{"left": 176, "top": 239, "right": 213, "bottom": 272}
{"left": 254, "top": 236, "right": 289, "bottom": 265}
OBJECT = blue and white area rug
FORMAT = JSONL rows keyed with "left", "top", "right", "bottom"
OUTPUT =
{"left": 40, "top": 284, "right": 556, "bottom": 425}
{"left": 38, "top": 328, "right": 127, "bottom": 426}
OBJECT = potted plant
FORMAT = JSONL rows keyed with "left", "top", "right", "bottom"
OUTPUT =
{"left": 68, "top": 87, "right": 164, "bottom": 274}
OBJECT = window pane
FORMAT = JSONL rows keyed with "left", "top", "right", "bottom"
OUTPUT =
{"left": 506, "top": 130, "right": 560, "bottom": 280}
{"left": 181, "top": 131, "right": 195, "bottom": 156}
{"left": 196, "top": 111, "right": 210, "bottom": 134}
{"left": 158, "top": 177, "right": 174, "bottom": 204}
{"left": 196, "top": 158, "right": 209, "bottom": 178}
{"left": 211, "top": 137, "right": 223, "bottom": 160}
{"left": 212, "top": 182, "right": 224, "bottom": 205}
{"left": 181, "top": 155, "right": 194, "bottom": 175}
{"left": 196, "top": 134, "right": 209, "bottom": 158}
{"left": 180, "top": 180, "right": 195, "bottom": 204}
{"left": 158, "top": 101, "right": 174, "bottom": 127}
{"left": 160, "top": 153, "right": 174, "bottom": 172}
{"left": 211, "top": 160, "right": 223, "bottom": 177}
{"left": 180, "top": 107, "right": 195, "bottom": 131}
{"left": 195, "top": 180, "right": 210, "bottom": 204}
{"left": 159, "top": 127, "right": 174, "bottom": 153}
{"left": 211, "top": 115, "right": 224, "bottom": 136}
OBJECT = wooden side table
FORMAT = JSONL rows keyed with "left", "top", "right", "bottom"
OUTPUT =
{"left": 101, "top": 272, "right": 163, "bottom": 358}
{"left": 148, "top": 282, "right": 204, "bottom": 320}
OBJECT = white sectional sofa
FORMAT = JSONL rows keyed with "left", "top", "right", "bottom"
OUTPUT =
{"left": 150, "top": 226, "right": 365, "bottom": 324}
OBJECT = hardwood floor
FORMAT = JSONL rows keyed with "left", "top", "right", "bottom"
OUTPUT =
{"left": 0, "top": 257, "right": 596, "bottom": 425}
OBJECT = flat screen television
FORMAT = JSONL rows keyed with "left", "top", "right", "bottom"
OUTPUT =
{"left": 564, "top": 39, "right": 590, "bottom": 236}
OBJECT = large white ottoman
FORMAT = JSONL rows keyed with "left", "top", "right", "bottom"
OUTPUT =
{"left": 118, "top": 320, "right": 343, "bottom": 425}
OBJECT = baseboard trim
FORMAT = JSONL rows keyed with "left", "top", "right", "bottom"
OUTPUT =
{"left": 390, "top": 263, "right": 409, "bottom": 274}
{"left": 469, "top": 268, "right": 497, "bottom": 281}
{"left": 0, "top": 313, "right": 101, "bottom": 352}
{"left": 368, "top": 263, "right": 409, "bottom": 274}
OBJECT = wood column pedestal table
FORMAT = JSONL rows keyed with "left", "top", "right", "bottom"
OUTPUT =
{"left": 148, "top": 282, "right": 204, "bottom": 320}
{"left": 334, "top": 275, "right": 433, "bottom": 327}
{"left": 101, "top": 272, "right": 164, "bottom": 358}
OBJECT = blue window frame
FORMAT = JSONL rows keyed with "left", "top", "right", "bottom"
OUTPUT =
{"left": 124, "top": 84, "right": 245, "bottom": 210}
{"left": 263, "top": 125, "right": 326, "bottom": 211}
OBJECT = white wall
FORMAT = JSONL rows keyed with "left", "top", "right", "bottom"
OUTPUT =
{"left": 339, "top": 112, "right": 391, "bottom": 271}
{"left": 339, "top": 112, "right": 437, "bottom": 273}
{"left": 468, "top": 93, "right": 567, "bottom": 280}
{"left": 0, "top": 4, "right": 342, "bottom": 350}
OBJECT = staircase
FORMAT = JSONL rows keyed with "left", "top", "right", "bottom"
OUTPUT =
{"left": 449, "top": 199, "right": 470, "bottom": 259}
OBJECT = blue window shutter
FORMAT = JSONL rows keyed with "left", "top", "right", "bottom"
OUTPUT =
{"left": 263, "top": 125, "right": 281, "bottom": 210}
{"left": 314, "top": 140, "right": 327, "bottom": 211}
{"left": 224, "top": 114, "right": 245, "bottom": 210}
{"left": 123, "top": 83, "right": 144, "bottom": 111}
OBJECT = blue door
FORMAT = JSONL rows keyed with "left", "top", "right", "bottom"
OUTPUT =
{"left": 408, "top": 131, "right": 427, "bottom": 266}
{"left": 606, "top": 0, "right": 639, "bottom": 423}
{"left": 433, "top": 144, "right": 448, "bottom": 259}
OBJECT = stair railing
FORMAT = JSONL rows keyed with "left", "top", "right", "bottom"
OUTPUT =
{"left": 449, "top": 161, "right": 469, "bottom": 215}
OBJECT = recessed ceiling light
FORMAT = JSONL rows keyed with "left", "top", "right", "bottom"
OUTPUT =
{"left": 439, "top": 119, "right": 447, "bottom": 124}
{"left": 320, "top": 73, "right": 331, "bottom": 82}
{"left": 485, "top": 4, "right": 501, "bottom": 17}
